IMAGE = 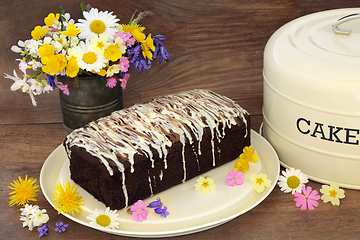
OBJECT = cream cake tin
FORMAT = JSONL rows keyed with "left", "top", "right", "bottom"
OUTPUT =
{"left": 263, "top": 8, "right": 360, "bottom": 189}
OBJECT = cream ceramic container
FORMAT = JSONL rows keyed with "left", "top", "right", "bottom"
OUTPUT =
{"left": 263, "top": 8, "right": 360, "bottom": 189}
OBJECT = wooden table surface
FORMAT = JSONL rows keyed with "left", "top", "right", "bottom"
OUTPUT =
{"left": 1, "top": 0, "right": 359, "bottom": 239}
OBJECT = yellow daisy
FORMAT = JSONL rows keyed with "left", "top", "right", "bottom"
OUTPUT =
{"left": 52, "top": 181, "right": 83, "bottom": 216}
{"left": 8, "top": 175, "right": 39, "bottom": 207}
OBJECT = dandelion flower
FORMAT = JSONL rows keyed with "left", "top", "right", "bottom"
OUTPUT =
{"left": 87, "top": 207, "right": 120, "bottom": 229}
{"left": 194, "top": 176, "right": 217, "bottom": 193}
{"left": 8, "top": 175, "right": 39, "bottom": 207}
{"left": 76, "top": 8, "right": 119, "bottom": 41}
{"left": 278, "top": 168, "right": 308, "bottom": 194}
{"left": 294, "top": 185, "right": 320, "bottom": 210}
{"left": 250, "top": 172, "right": 272, "bottom": 193}
{"left": 52, "top": 181, "right": 83, "bottom": 216}
{"left": 320, "top": 181, "right": 345, "bottom": 206}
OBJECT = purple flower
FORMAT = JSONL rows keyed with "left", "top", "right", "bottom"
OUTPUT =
{"left": 152, "top": 35, "right": 171, "bottom": 64}
{"left": 46, "top": 74, "right": 57, "bottom": 89}
{"left": 55, "top": 221, "right": 69, "bottom": 233}
{"left": 155, "top": 206, "right": 169, "bottom": 218}
{"left": 38, "top": 224, "right": 48, "bottom": 238}
{"left": 148, "top": 197, "right": 163, "bottom": 208}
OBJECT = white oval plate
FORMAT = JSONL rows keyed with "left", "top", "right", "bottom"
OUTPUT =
{"left": 40, "top": 130, "right": 279, "bottom": 238}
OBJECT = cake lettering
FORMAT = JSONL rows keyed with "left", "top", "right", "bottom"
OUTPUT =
{"left": 296, "top": 118, "right": 359, "bottom": 145}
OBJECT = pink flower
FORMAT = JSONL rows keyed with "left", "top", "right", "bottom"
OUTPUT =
{"left": 106, "top": 77, "right": 117, "bottom": 88}
{"left": 130, "top": 200, "right": 148, "bottom": 222}
{"left": 294, "top": 185, "right": 320, "bottom": 210}
{"left": 119, "top": 56, "right": 130, "bottom": 72}
{"left": 57, "top": 82, "right": 69, "bottom": 95}
{"left": 120, "top": 73, "right": 130, "bottom": 90}
{"left": 226, "top": 170, "right": 244, "bottom": 187}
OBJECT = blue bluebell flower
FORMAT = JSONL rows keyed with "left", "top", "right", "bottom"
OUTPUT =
{"left": 155, "top": 206, "right": 169, "bottom": 218}
{"left": 148, "top": 197, "right": 163, "bottom": 208}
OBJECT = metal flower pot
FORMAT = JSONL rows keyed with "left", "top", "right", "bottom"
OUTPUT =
{"left": 57, "top": 75, "right": 123, "bottom": 132}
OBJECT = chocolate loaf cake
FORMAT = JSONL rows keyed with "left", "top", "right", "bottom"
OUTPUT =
{"left": 64, "top": 89, "right": 251, "bottom": 210}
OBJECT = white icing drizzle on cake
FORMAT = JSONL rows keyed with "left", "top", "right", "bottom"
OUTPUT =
{"left": 64, "top": 89, "right": 248, "bottom": 208}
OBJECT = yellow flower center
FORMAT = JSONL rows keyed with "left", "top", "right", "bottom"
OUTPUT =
{"left": 202, "top": 181, "right": 210, "bottom": 188}
{"left": 96, "top": 214, "right": 111, "bottom": 227}
{"left": 90, "top": 20, "right": 106, "bottom": 34}
{"left": 96, "top": 41, "right": 105, "bottom": 49}
{"left": 287, "top": 176, "right": 300, "bottom": 189}
{"left": 329, "top": 189, "right": 338, "bottom": 198}
{"left": 256, "top": 178, "right": 264, "bottom": 185}
{"left": 83, "top": 52, "right": 97, "bottom": 64}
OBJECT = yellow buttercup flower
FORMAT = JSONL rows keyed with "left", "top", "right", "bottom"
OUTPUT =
{"left": 38, "top": 43, "right": 55, "bottom": 59}
{"left": 41, "top": 54, "right": 66, "bottom": 76}
{"left": 52, "top": 181, "right": 83, "bottom": 216}
{"left": 234, "top": 157, "right": 250, "bottom": 172}
{"left": 240, "top": 146, "right": 258, "bottom": 163}
{"left": 66, "top": 57, "right": 79, "bottom": 78}
{"left": 8, "top": 175, "right": 39, "bottom": 207}
{"left": 44, "top": 13, "right": 60, "bottom": 27}
{"left": 104, "top": 44, "right": 122, "bottom": 62}
{"left": 31, "top": 26, "right": 48, "bottom": 40}
{"left": 60, "top": 24, "right": 81, "bottom": 37}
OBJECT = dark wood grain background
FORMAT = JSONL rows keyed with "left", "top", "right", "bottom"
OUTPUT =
{"left": 1, "top": 0, "right": 360, "bottom": 239}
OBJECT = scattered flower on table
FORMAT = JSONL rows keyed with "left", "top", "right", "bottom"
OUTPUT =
{"left": 154, "top": 206, "right": 169, "bottom": 218}
{"left": 277, "top": 167, "right": 308, "bottom": 194}
{"left": 55, "top": 221, "right": 69, "bottom": 233}
{"left": 130, "top": 200, "right": 148, "bottom": 222}
{"left": 250, "top": 172, "right": 271, "bottom": 193}
{"left": 20, "top": 204, "right": 49, "bottom": 231}
{"left": 8, "top": 175, "right": 39, "bottom": 207}
{"left": 226, "top": 170, "right": 244, "bottom": 187}
{"left": 320, "top": 181, "right": 345, "bottom": 206}
{"left": 5, "top": 2, "right": 170, "bottom": 106}
{"left": 38, "top": 224, "right": 49, "bottom": 238}
{"left": 294, "top": 185, "right": 320, "bottom": 210}
{"left": 194, "top": 176, "right": 217, "bottom": 193}
{"left": 87, "top": 207, "right": 120, "bottom": 229}
{"left": 51, "top": 181, "right": 83, "bottom": 216}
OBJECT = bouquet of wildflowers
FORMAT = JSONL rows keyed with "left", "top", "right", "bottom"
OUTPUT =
{"left": 4, "top": 3, "right": 170, "bottom": 106}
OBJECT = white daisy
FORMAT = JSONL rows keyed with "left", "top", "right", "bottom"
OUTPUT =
{"left": 77, "top": 41, "right": 107, "bottom": 72}
{"left": 76, "top": 8, "right": 119, "bottom": 41}
{"left": 277, "top": 167, "right": 308, "bottom": 194}
{"left": 87, "top": 207, "right": 120, "bottom": 230}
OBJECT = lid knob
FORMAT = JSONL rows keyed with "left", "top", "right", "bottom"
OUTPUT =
{"left": 332, "top": 13, "right": 360, "bottom": 35}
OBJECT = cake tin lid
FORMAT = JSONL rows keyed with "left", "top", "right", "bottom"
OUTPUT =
{"left": 264, "top": 8, "right": 360, "bottom": 115}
